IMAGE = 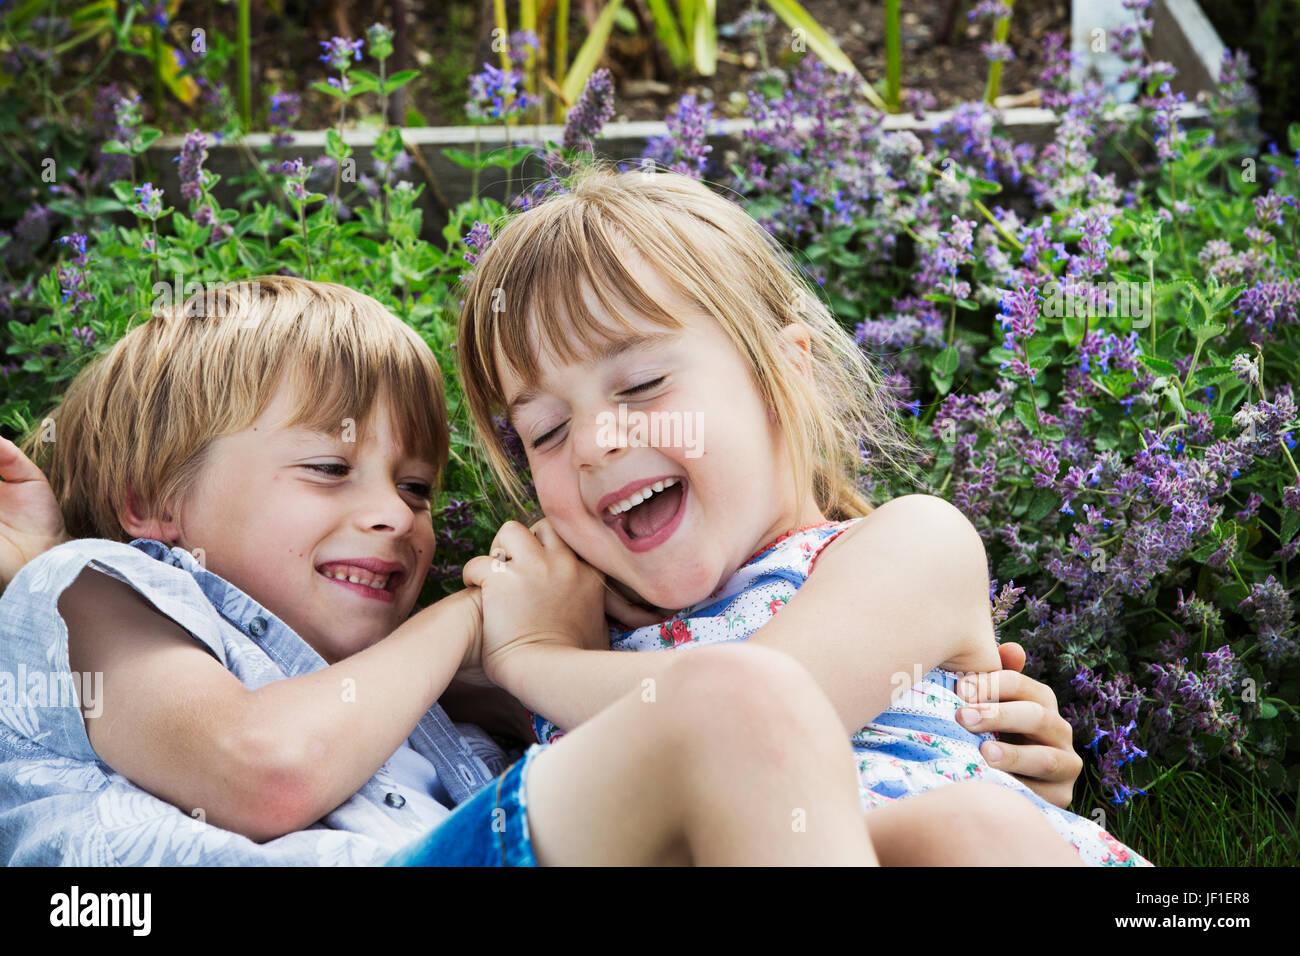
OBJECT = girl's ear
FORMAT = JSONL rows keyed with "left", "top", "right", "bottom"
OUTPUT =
{"left": 779, "top": 322, "right": 814, "bottom": 381}
{"left": 117, "top": 484, "right": 181, "bottom": 545}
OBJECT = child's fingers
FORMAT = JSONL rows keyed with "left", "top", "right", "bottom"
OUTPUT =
{"left": 462, "top": 554, "right": 493, "bottom": 589}
{"left": 979, "top": 739, "right": 1083, "bottom": 789}
{"left": 492, "top": 520, "right": 541, "bottom": 562}
{"left": 0, "top": 435, "right": 43, "bottom": 483}
{"left": 996, "top": 641, "right": 1027, "bottom": 673}
{"left": 528, "top": 517, "right": 566, "bottom": 553}
{"left": 957, "top": 668, "right": 1054, "bottom": 711}
{"left": 603, "top": 587, "right": 664, "bottom": 630}
{"left": 957, "top": 700, "right": 1064, "bottom": 742}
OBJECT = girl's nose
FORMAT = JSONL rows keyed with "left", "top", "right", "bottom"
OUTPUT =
{"left": 570, "top": 407, "right": 627, "bottom": 470}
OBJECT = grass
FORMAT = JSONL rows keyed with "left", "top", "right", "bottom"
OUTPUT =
{"left": 1072, "top": 760, "right": 1300, "bottom": 865}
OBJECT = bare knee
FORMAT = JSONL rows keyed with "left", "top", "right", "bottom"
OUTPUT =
{"left": 659, "top": 644, "right": 834, "bottom": 746}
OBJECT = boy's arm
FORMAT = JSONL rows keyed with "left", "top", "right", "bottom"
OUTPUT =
{"left": 481, "top": 495, "right": 998, "bottom": 737}
{"left": 61, "top": 567, "right": 481, "bottom": 843}
{"left": 0, "top": 436, "right": 69, "bottom": 593}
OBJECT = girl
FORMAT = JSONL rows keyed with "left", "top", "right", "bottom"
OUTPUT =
{"left": 453, "top": 161, "right": 1151, "bottom": 866}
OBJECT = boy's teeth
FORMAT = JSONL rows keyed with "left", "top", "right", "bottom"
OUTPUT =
{"left": 607, "top": 477, "right": 679, "bottom": 516}
{"left": 322, "top": 568, "right": 390, "bottom": 590}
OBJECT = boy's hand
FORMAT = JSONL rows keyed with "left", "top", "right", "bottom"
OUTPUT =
{"left": 0, "top": 436, "right": 69, "bottom": 590}
{"left": 955, "top": 642, "right": 1084, "bottom": 810}
{"left": 461, "top": 518, "right": 608, "bottom": 686}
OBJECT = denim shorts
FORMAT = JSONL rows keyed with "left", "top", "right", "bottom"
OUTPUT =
{"left": 384, "top": 743, "right": 544, "bottom": 867}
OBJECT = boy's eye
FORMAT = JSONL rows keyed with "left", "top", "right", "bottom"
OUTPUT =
{"left": 399, "top": 481, "right": 434, "bottom": 500}
{"left": 623, "top": 376, "right": 665, "bottom": 395}
{"left": 305, "top": 463, "right": 350, "bottom": 477}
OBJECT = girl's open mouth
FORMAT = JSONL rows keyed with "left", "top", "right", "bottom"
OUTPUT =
{"left": 604, "top": 478, "right": 688, "bottom": 553}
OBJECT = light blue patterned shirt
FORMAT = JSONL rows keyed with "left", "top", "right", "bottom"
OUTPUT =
{"left": 0, "top": 537, "right": 512, "bottom": 865}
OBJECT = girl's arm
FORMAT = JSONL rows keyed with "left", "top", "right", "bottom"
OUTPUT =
{"left": 61, "top": 566, "right": 482, "bottom": 843}
{"left": 468, "top": 494, "right": 999, "bottom": 738}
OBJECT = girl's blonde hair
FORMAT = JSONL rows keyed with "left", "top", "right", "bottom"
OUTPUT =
{"left": 25, "top": 275, "right": 449, "bottom": 541}
{"left": 457, "top": 160, "right": 921, "bottom": 520}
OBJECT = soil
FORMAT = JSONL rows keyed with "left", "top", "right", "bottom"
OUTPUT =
{"left": 134, "top": 0, "right": 1072, "bottom": 132}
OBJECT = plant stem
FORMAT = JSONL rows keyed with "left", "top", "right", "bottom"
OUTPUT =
{"left": 150, "top": 24, "right": 164, "bottom": 119}
{"left": 984, "top": 6, "right": 1013, "bottom": 105}
{"left": 884, "top": 0, "right": 901, "bottom": 112}
{"left": 237, "top": 0, "right": 251, "bottom": 127}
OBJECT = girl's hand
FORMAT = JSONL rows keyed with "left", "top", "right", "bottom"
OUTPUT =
{"left": 461, "top": 518, "right": 608, "bottom": 685}
{"left": 450, "top": 585, "right": 496, "bottom": 688}
{"left": 602, "top": 574, "right": 672, "bottom": 630}
{"left": 955, "top": 642, "right": 1084, "bottom": 810}
{"left": 0, "top": 436, "right": 69, "bottom": 590}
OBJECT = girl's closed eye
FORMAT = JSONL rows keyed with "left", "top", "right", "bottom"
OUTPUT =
{"left": 530, "top": 377, "right": 669, "bottom": 449}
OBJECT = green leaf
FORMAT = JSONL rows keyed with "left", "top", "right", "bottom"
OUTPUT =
{"left": 969, "top": 177, "right": 1002, "bottom": 195}
{"left": 1139, "top": 355, "right": 1178, "bottom": 375}
{"left": 383, "top": 70, "right": 419, "bottom": 94}
{"left": 1014, "top": 400, "right": 1038, "bottom": 432}
{"left": 1260, "top": 700, "right": 1279, "bottom": 720}
{"left": 312, "top": 80, "right": 345, "bottom": 99}
{"left": 1288, "top": 122, "right": 1300, "bottom": 154}
{"left": 1025, "top": 488, "right": 1058, "bottom": 522}
{"left": 134, "top": 127, "right": 162, "bottom": 152}
{"left": 935, "top": 345, "right": 961, "bottom": 376}
{"left": 1281, "top": 509, "right": 1300, "bottom": 546}
{"left": 562, "top": 0, "right": 626, "bottom": 103}
{"left": 442, "top": 146, "right": 490, "bottom": 171}
{"left": 325, "top": 129, "right": 352, "bottom": 161}
{"left": 481, "top": 145, "right": 537, "bottom": 169}
{"left": 101, "top": 139, "right": 130, "bottom": 155}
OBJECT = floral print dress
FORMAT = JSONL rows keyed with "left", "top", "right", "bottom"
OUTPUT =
{"left": 531, "top": 518, "right": 1152, "bottom": 867}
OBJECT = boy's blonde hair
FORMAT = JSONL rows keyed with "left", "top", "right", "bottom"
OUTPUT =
{"left": 26, "top": 275, "right": 449, "bottom": 541}
{"left": 457, "top": 161, "right": 921, "bottom": 520}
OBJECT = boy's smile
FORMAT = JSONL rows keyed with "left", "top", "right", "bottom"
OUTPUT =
{"left": 131, "top": 379, "right": 439, "bottom": 663}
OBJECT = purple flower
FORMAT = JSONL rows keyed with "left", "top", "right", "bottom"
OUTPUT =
{"left": 562, "top": 68, "right": 615, "bottom": 150}
{"left": 269, "top": 91, "right": 301, "bottom": 148}
{"left": 176, "top": 130, "right": 208, "bottom": 201}
{"left": 505, "top": 30, "right": 539, "bottom": 69}
{"left": 466, "top": 62, "right": 535, "bottom": 122}
{"left": 320, "top": 36, "right": 365, "bottom": 73}
{"left": 462, "top": 220, "right": 494, "bottom": 265}
{"left": 132, "top": 182, "right": 165, "bottom": 218}
{"left": 642, "top": 94, "right": 715, "bottom": 179}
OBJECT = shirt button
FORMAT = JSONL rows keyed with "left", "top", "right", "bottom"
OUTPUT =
{"left": 249, "top": 616, "right": 268, "bottom": 637}
{"left": 384, "top": 792, "right": 406, "bottom": 809}
{"left": 458, "top": 764, "right": 475, "bottom": 786}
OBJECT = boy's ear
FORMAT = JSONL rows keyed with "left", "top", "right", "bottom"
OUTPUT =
{"left": 779, "top": 322, "right": 814, "bottom": 381}
{"left": 117, "top": 484, "right": 181, "bottom": 545}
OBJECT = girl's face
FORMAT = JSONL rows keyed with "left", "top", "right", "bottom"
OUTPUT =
{"left": 128, "top": 381, "right": 440, "bottom": 663}
{"left": 499, "top": 255, "right": 826, "bottom": 611}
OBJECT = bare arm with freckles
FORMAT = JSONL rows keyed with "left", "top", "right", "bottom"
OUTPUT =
{"left": 62, "top": 568, "right": 484, "bottom": 844}
{"left": 466, "top": 494, "right": 1000, "bottom": 743}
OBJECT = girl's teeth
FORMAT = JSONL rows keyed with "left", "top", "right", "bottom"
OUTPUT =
{"left": 608, "top": 477, "right": 679, "bottom": 516}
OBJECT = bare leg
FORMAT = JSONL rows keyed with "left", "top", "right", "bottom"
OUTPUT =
{"left": 524, "top": 644, "right": 878, "bottom": 866}
{"left": 864, "top": 781, "right": 1084, "bottom": 866}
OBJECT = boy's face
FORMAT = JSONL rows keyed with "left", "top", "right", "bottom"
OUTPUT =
{"left": 169, "top": 381, "right": 439, "bottom": 663}
{"left": 500, "top": 255, "right": 823, "bottom": 612}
